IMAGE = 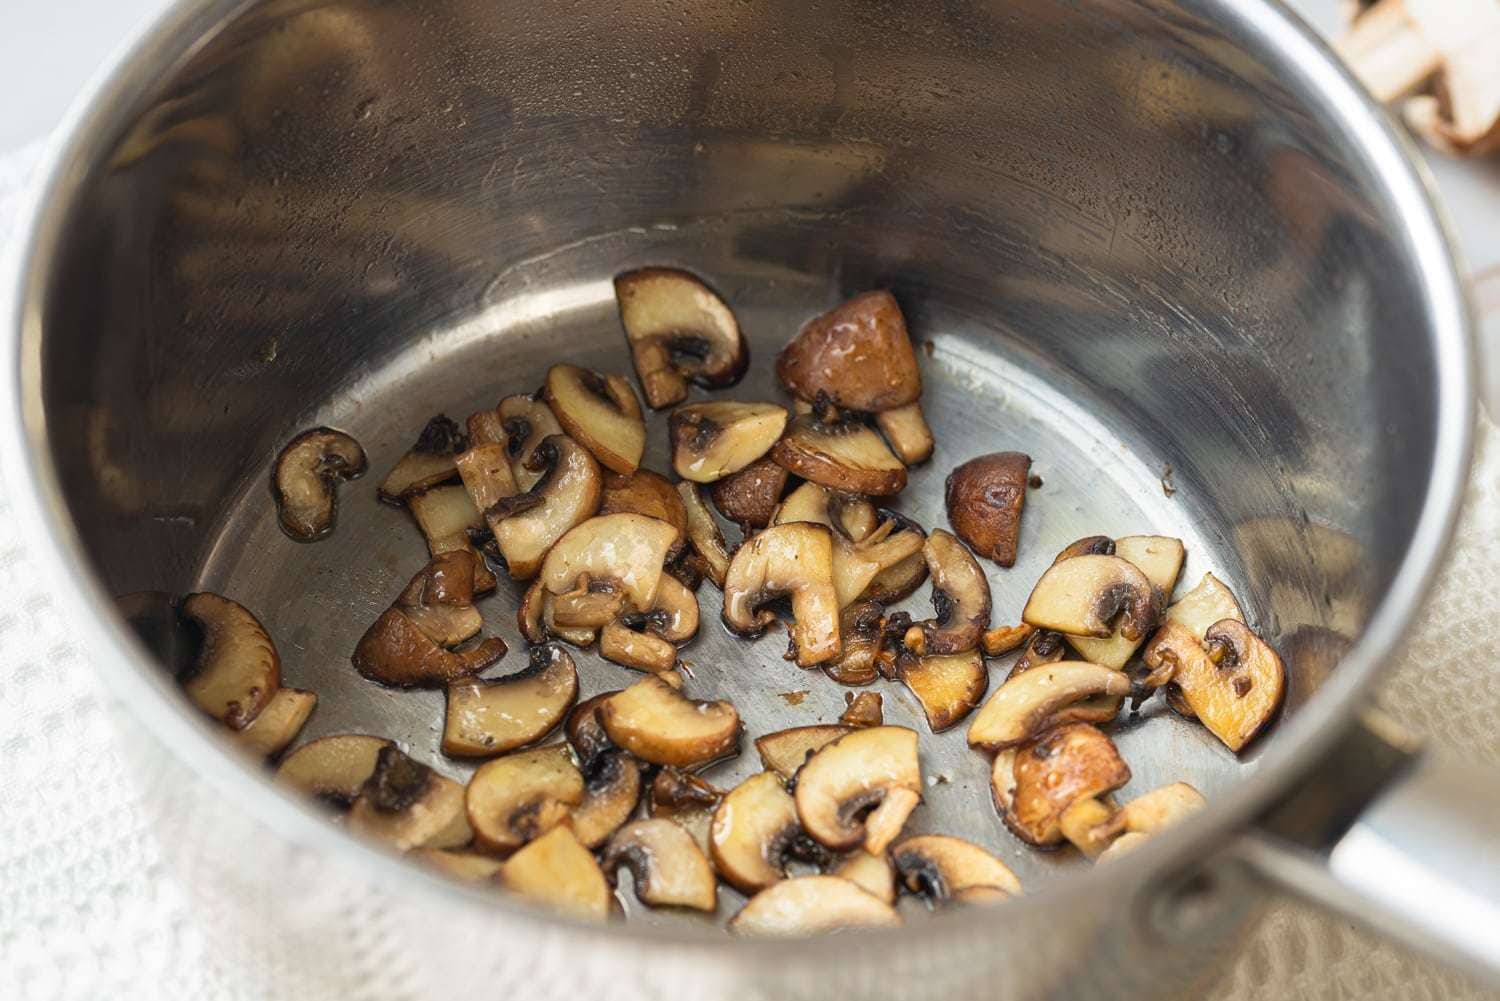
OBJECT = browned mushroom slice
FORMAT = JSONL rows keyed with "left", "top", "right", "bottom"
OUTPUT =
{"left": 794, "top": 726, "right": 921, "bottom": 854}
{"left": 771, "top": 414, "right": 907, "bottom": 496}
{"left": 832, "top": 851, "right": 896, "bottom": 904}
{"left": 772, "top": 483, "right": 924, "bottom": 608}
{"left": 1021, "top": 554, "right": 1161, "bottom": 641}
{"left": 967, "top": 662, "right": 1132, "bottom": 750}
{"left": 1002, "top": 630, "right": 1119, "bottom": 727}
{"left": 541, "top": 513, "right": 679, "bottom": 613}
{"left": 1004, "top": 628, "right": 1067, "bottom": 679}
{"left": 406, "top": 484, "right": 496, "bottom": 593}
{"left": 275, "top": 734, "right": 393, "bottom": 807}
{"left": 670, "top": 401, "right": 788, "bottom": 483}
{"left": 860, "top": 549, "right": 929, "bottom": 605}
{"left": 353, "top": 607, "right": 506, "bottom": 689}
{"left": 498, "top": 394, "right": 565, "bottom": 491}
{"left": 454, "top": 442, "right": 520, "bottom": 540}
{"left": 347, "top": 746, "right": 471, "bottom": 851}
{"left": 1179, "top": 620, "right": 1285, "bottom": 752}
{"left": 465, "top": 743, "right": 584, "bottom": 853}
{"left": 378, "top": 415, "right": 466, "bottom": 501}
{"left": 598, "top": 674, "right": 741, "bottom": 768}
{"left": 710, "top": 456, "right": 790, "bottom": 531}
{"left": 903, "top": 531, "right": 991, "bottom": 656}
{"left": 600, "top": 469, "right": 688, "bottom": 558}
{"left": 544, "top": 363, "right": 646, "bottom": 475}
{"left": 551, "top": 587, "right": 627, "bottom": 629}
{"left": 730, "top": 876, "right": 902, "bottom": 935}
{"left": 874, "top": 402, "right": 934, "bottom": 466}
{"left": 411, "top": 848, "right": 506, "bottom": 881}
{"left": 604, "top": 818, "right": 719, "bottom": 911}
{"left": 776, "top": 291, "right": 921, "bottom": 412}
{"left": 943, "top": 452, "right": 1031, "bottom": 567}
{"left": 823, "top": 601, "right": 884, "bottom": 685}
{"left": 441, "top": 645, "right": 579, "bottom": 758}
{"left": 892, "top": 648, "right": 987, "bottom": 732}
{"left": 572, "top": 750, "right": 644, "bottom": 849}
{"left": 564, "top": 691, "right": 620, "bottom": 766}
{"left": 1056, "top": 796, "right": 1117, "bottom": 859}
{"left": 179, "top": 592, "right": 280, "bottom": 729}
{"left": 992, "top": 724, "right": 1131, "bottom": 846}
{"left": 517, "top": 579, "right": 598, "bottom": 648}
{"left": 392, "top": 549, "right": 484, "bottom": 648}
{"left": 615, "top": 267, "right": 748, "bottom": 409}
{"left": 272, "top": 427, "right": 367, "bottom": 542}
{"left": 721, "top": 522, "right": 840, "bottom": 666}
{"left": 982, "top": 623, "right": 1036, "bottom": 658}
{"left": 500, "top": 826, "right": 612, "bottom": 920}
{"left": 1163, "top": 572, "right": 1245, "bottom": 639}
{"left": 839, "top": 691, "right": 884, "bottom": 728}
{"left": 1068, "top": 535, "right": 1184, "bottom": 669}
{"left": 754, "top": 725, "right": 852, "bottom": 779}
{"left": 236, "top": 687, "right": 317, "bottom": 758}
{"left": 598, "top": 573, "right": 699, "bottom": 674}
{"left": 709, "top": 771, "right": 810, "bottom": 893}
{"left": 677, "top": 482, "right": 732, "bottom": 588}
{"left": 890, "top": 835, "right": 1023, "bottom": 902}
{"left": 647, "top": 767, "right": 724, "bottom": 856}
{"left": 1061, "top": 781, "right": 1206, "bottom": 860}
{"left": 492, "top": 434, "right": 603, "bottom": 580}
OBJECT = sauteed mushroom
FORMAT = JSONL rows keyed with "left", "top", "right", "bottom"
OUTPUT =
{"left": 615, "top": 267, "right": 748, "bottom": 409}
{"left": 465, "top": 743, "right": 584, "bottom": 853}
{"left": 677, "top": 482, "right": 733, "bottom": 587}
{"left": 491, "top": 434, "right": 603, "bottom": 580}
{"left": 991, "top": 723, "right": 1131, "bottom": 846}
{"left": 600, "top": 469, "right": 688, "bottom": 558}
{"left": 500, "top": 826, "right": 612, "bottom": 920}
{"left": 730, "top": 876, "right": 901, "bottom": 935}
{"left": 405, "top": 483, "right": 497, "bottom": 593}
{"left": 888, "top": 648, "right": 987, "bottom": 732}
{"left": 793, "top": 726, "right": 921, "bottom": 854}
{"left": 598, "top": 674, "right": 741, "bottom": 768}
{"left": 572, "top": 750, "right": 645, "bottom": 849}
{"left": 772, "top": 413, "right": 908, "bottom": 496}
{"left": 599, "top": 573, "right": 700, "bottom": 673}
{"left": 755, "top": 725, "right": 853, "bottom": 779}
{"left": 646, "top": 767, "right": 724, "bottom": 857}
{"left": 839, "top": 691, "right": 884, "bottom": 727}
{"left": 722, "top": 522, "right": 840, "bottom": 666}
{"left": 776, "top": 291, "right": 922, "bottom": 412}
{"left": 378, "top": 415, "right": 466, "bottom": 501}
{"left": 711, "top": 771, "right": 821, "bottom": 894}
{"left": 544, "top": 364, "right": 646, "bottom": 475}
{"left": 670, "top": 401, "right": 788, "bottom": 483}
{"left": 603, "top": 818, "right": 719, "bottom": 911}
{"left": 944, "top": 451, "right": 1031, "bottom": 567}
{"left": 276, "top": 734, "right": 393, "bottom": 807}
{"left": 890, "top": 835, "right": 1023, "bottom": 903}
{"left": 1191, "top": 620, "right": 1285, "bottom": 752}
{"left": 498, "top": 394, "right": 564, "bottom": 491}
{"left": 179, "top": 592, "right": 280, "bottom": 729}
{"left": 874, "top": 402, "right": 935, "bottom": 466}
{"left": 272, "top": 427, "right": 366, "bottom": 542}
{"left": 1022, "top": 554, "right": 1161, "bottom": 641}
{"left": 236, "top": 687, "right": 317, "bottom": 758}
{"left": 347, "top": 746, "right": 471, "bottom": 851}
{"left": 903, "top": 531, "right": 991, "bottom": 656}
{"left": 1061, "top": 781, "right": 1206, "bottom": 860}
{"left": 441, "top": 645, "right": 579, "bottom": 757}
{"left": 541, "top": 512, "right": 678, "bottom": 613}
{"left": 710, "top": 456, "right": 790, "bottom": 531}
{"left": 1067, "top": 535, "right": 1184, "bottom": 669}
{"left": 832, "top": 851, "right": 896, "bottom": 904}
{"left": 968, "top": 663, "right": 1132, "bottom": 750}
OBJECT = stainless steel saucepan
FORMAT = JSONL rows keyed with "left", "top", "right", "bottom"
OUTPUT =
{"left": 4, "top": 0, "right": 1497, "bottom": 997}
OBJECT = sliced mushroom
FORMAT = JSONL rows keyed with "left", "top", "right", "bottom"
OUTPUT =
{"left": 755, "top": 725, "right": 853, "bottom": 779}
{"left": 551, "top": 586, "right": 627, "bottom": 628}
{"left": 598, "top": 674, "right": 741, "bottom": 768}
{"left": 544, "top": 364, "right": 646, "bottom": 475}
{"left": 1003, "top": 630, "right": 1120, "bottom": 726}
{"left": 670, "top": 401, "right": 788, "bottom": 483}
{"left": 598, "top": 573, "right": 700, "bottom": 674}
{"left": 967, "top": 662, "right": 1132, "bottom": 750}
{"left": 824, "top": 601, "right": 884, "bottom": 685}
{"left": 1068, "top": 535, "right": 1184, "bottom": 669}
{"left": 500, "top": 826, "right": 612, "bottom": 920}
{"left": 1062, "top": 782, "right": 1206, "bottom": 859}
{"left": 1021, "top": 554, "right": 1162, "bottom": 641}
{"left": 600, "top": 469, "right": 688, "bottom": 558}
{"left": 411, "top": 848, "right": 506, "bottom": 881}
{"left": 992, "top": 723, "right": 1131, "bottom": 846}
{"left": 1056, "top": 535, "right": 1117, "bottom": 561}
{"left": 353, "top": 566, "right": 507, "bottom": 689}
{"left": 981, "top": 623, "right": 1036, "bottom": 658}
{"left": 272, "top": 427, "right": 367, "bottom": 542}
{"left": 564, "top": 691, "right": 620, "bottom": 767}
{"left": 441, "top": 645, "right": 579, "bottom": 757}
{"left": 517, "top": 579, "right": 599, "bottom": 648}
{"left": 1056, "top": 796, "right": 1118, "bottom": 859}
{"left": 710, "top": 456, "right": 790, "bottom": 531}
{"left": 730, "top": 876, "right": 901, "bottom": 935}
{"left": 890, "top": 835, "right": 1023, "bottom": 903}
{"left": 794, "top": 726, "right": 921, "bottom": 854}
{"left": 465, "top": 743, "right": 584, "bottom": 853}
{"left": 832, "top": 851, "right": 896, "bottom": 904}
{"left": 541, "top": 512, "right": 678, "bottom": 613}
{"left": 903, "top": 531, "right": 991, "bottom": 656}
{"left": 839, "top": 691, "right": 884, "bottom": 728}
{"left": 1181, "top": 620, "right": 1285, "bottom": 752}
{"left": 1096, "top": 831, "right": 1153, "bottom": 862}
{"left": 771, "top": 413, "right": 907, "bottom": 496}
{"left": 874, "top": 402, "right": 934, "bottom": 466}
{"left": 860, "top": 549, "right": 929, "bottom": 605}
{"left": 179, "top": 592, "right": 280, "bottom": 729}
{"left": 406, "top": 484, "right": 497, "bottom": 594}
{"left": 615, "top": 267, "right": 748, "bottom": 409}
{"left": 772, "top": 484, "right": 925, "bottom": 609}
{"left": 1005, "top": 628, "right": 1066, "bottom": 679}
{"left": 890, "top": 648, "right": 987, "bottom": 732}
{"left": 393, "top": 549, "right": 483, "bottom": 648}
{"left": 347, "top": 746, "right": 471, "bottom": 851}
{"left": 498, "top": 393, "right": 564, "bottom": 491}
{"left": 721, "top": 522, "right": 840, "bottom": 666}
{"left": 1163, "top": 572, "right": 1245, "bottom": 639}
{"left": 378, "top": 415, "right": 466, "bottom": 501}
{"left": 604, "top": 818, "right": 719, "bottom": 911}
{"left": 647, "top": 767, "right": 724, "bottom": 857}
{"left": 492, "top": 434, "right": 603, "bottom": 580}
{"left": 943, "top": 452, "right": 1031, "bottom": 567}
{"left": 572, "top": 750, "right": 645, "bottom": 849}
{"left": 454, "top": 442, "right": 521, "bottom": 542}
{"left": 235, "top": 687, "right": 317, "bottom": 758}
{"left": 712, "top": 771, "right": 822, "bottom": 893}
{"left": 677, "top": 482, "right": 732, "bottom": 587}
{"left": 776, "top": 291, "right": 921, "bottom": 412}
{"left": 275, "top": 734, "right": 393, "bottom": 807}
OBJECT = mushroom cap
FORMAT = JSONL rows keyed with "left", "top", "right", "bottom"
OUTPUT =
{"left": 943, "top": 452, "right": 1031, "bottom": 567}
{"left": 1021, "top": 553, "right": 1162, "bottom": 640}
{"left": 500, "top": 826, "right": 612, "bottom": 920}
{"left": 710, "top": 456, "right": 791, "bottom": 531}
{"left": 721, "top": 522, "right": 840, "bottom": 666}
{"left": 793, "top": 725, "right": 921, "bottom": 854}
{"left": 729, "top": 876, "right": 902, "bottom": 936}
{"left": 272, "top": 426, "right": 367, "bottom": 542}
{"left": 889, "top": 834, "right": 1023, "bottom": 901}
{"left": 770, "top": 415, "right": 908, "bottom": 497}
{"left": 544, "top": 364, "right": 646, "bottom": 475}
{"left": 179, "top": 592, "right": 281, "bottom": 729}
{"left": 615, "top": 267, "right": 747, "bottom": 409}
{"left": 967, "top": 662, "right": 1132, "bottom": 750}
{"left": 540, "top": 512, "right": 679, "bottom": 612}
{"left": 776, "top": 291, "right": 921, "bottom": 412}
{"left": 603, "top": 817, "right": 719, "bottom": 911}
{"left": 441, "top": 645, "right": 579, "bottom": 758}
{"left": 465, "top": 743, "right": 584, "bottom": 853}
{"left": 711, "top": 771, "right": 812, "bottom": 894}
{"left": 598, "top": 674, "right": 741, "bottom": 768}
{"left": 670, "top": 401, "right": 788, "bottom": 484}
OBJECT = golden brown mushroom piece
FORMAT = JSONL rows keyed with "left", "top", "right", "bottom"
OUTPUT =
{"left": 1002, "top": 629, "right": 1119, "bottom": 727}
{"left": 498, "top": 394, "right": 564, "bottom": 491}
{"left": 517, "top": 579, "right": 599, "bottom": 648}
{"left": 890, "top": 835, "right": 1023, "bottom": 903}
{"left": 831, "top": 851, "right": 896, "bottom": 904}
{"left": 489, "top": 434, "right": 603, "bottom": 580}
{"left": 614, "top": 267, "right": 748, "bottom": 409}
{"left": 572, "top": 750, "right": 645, "bottom": 849}
{"left": 598, "top": 674, "right": 741, "bottom": 768}
{"left": 710, "top": 456, "right": 791, "bottom": 532}
{"left": 822, "top": 602, "right": 884, "bottom": 685}
{"left": 711, "top": 771, "right": 825, "bottom": 894}
{"left": 730, "top": 876, "right": 901, "bottom": 935}
{"left": 794, "top": 726, "right": 922, "bottom": 855}
{"left": 943, "top": 452, "right": 1031, "bottom": 567}
{"left": 1179, "top": 619, "right": 1285, "bottom": 752}
{"left": 839, "top": 691, "right": 884, "bottom": 728}
{"left": 676, "top": 482, "right": 733, "bottom": 588}
{"left": 178, "top": 592, "right": 280, "bottom": 729}
{"left": 772, "top": 483, "right": 926, "bottom": 610}
{"left": 903, "top": 530, "right": 992, "bottom": 656}
{"left": 378, "top": 414, "right": 466, "bottom": 502}
{"left": 275, "top": 733, "right": 393, "bottom": 807}
{"left": 603, "top": 818, "right": 719, "bottom": 911}
{"left": 441, "top": 645, "right": 579, "bottom": 758}
{"left": 968, "top": 662, "right": 1132, "bottom": 750}
{"left": 646, "top": 767, "right": 724, "bottom": 857}
{"left": 981, "top": 622, "right": 1036, "bottom": 657}
{"left": 500, "top": 826, "right": 612, "bottom": 920}
{"left": 544, "top": 364, "right": 646, "bottom": 475}
{"left": 599, "top": 469, "right": 688, "bottom": 559}
{"left": 771, "top": 413, "right": 908, "bottom": 497}
{"left": 887, "top": 648, "right": 987, "bottom": 732}
{"left": 541, "top": 512, "right": 679, "bottom": 614}
{"left": 235, "top": 687, "right": 317, "bottom": 758}
{"left": 874, "top": 402, "right": 935, "bottom": 466}
{"left": 465, "top": 743, "right": 584, "bottom": 853}
{"left": 1067, "top": 535, "right": 1184, "bottom": 669}
{"left": 346, "top": 746, "right": 471, "bottom": 852}
{"left": 990, "top": 723, "right": 1131, "bottom": 846}
{"left": 776, "top": 291, "right": 922, "bottom": 413}
{"left": 1061, "top": 781, "right": 1207, "bottom": 860}
{"left": 410, "top": 848, "right": 506, "bottom": 882}
{"left": 1021, "top": 554, "right": 1162, "bottom": 641}
{"left": 754, "top": 724, "right": 853, "bottom": 779}
{"left": 670, "top": 401, "right": 788, "bottom": 483}
{"left": 272, "top": 427, "right": 367, "bottom": 542}
{"left": 598, "top": 573, "right": 700, "bottom": 674}
{"left": 721, "top": 522, "right": 840, "bottom": 666}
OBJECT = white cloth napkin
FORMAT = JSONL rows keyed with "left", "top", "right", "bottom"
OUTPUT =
{"left": 0, "top": 140, "right": 1495, "bottom": 1001}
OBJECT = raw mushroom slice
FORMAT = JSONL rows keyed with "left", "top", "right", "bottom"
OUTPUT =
{"left": 1183, "top": 619, "right": 1285, "bottom": 752}
{"left": 677, "top": 482, "right": 732, "bottom": 588}
{"left": 500, "top": 826, "right": 612, "bottom": 920}
{"left": 378, "top": 415, "right": 467, "bottom": 501}
{"left": 517, "top": 579, "right": 598, "bottom": 648}
{"left": 981, "top": 623, "right": 1036, "bottom": 658}
{"left": 347, "top": 746, "right": 471, "bottom": 852}
{"left": 992, "top": 723, "right": 1131, "bottom": 846}
{"left": 838, "top": 691, "right": 884, "bottom": 728}
{"left": 776, "top": 291, "right": 922, "bottom": 412}
{"left": 647, "top": 767, "right": 724, "bottom": 857}
{"left": 465, "top": 743, "right": 584, "bottom": 853}
{"left": 600, "top": 469, "right": 688, "bottom": 559}
{"left": 771, "top": 413, "right": 908, "bottom": 497}
{"left": 889, "top": 648, "right": 987, "bottom": 732}
{"left": 614, "top": 267, "right": 748, "bottom": 409}
{"left": 710, "top": 456, "right": 790, "bottom": 531}
{"left": 710, "top": 772, "right": 808, "bottom": 893}
{"left": 890, "top": 835, "right": 1023, "bottom": 903}
{"left": 275, "top": 734, "right": 393, "bottom": 807}
{"left": 903, "top": 530, "right": 991, "bottom": 656}
{"left": 492, "top": 434, "right": 603, "bottom": 580}
{"left": 498, "top": 394, "right": 564, "bottom": 491}
{"left": 874, "top": 402, "right": 935, "bottom": 466}
{"left": 670, "top": 401, "right": 788, "bottom": 483}
{"left": 793, "top": 726, "right": 921, "bottom": 854}
{"left": 441, "top": 645, "right": 579, "bottom": 757}
{"left": 544, "top": 364, "right": 646, "bottom": 475}
{"left": 598, "top": 674, "right": 742, "bottom": 768}
{"left": 730, "top": 876, "right": 902, "bottom": 935}
{"left": 178, "top": 592, "right": 281, "bottom": 729}
{"left": 943, "top": 452, "right": 1032, "bottom": 567}
{"left": 967, "top": 662, "right": 1132, "bottom": 750}
{"left": 832, "top": 851, "right": 896, "bottom": 904}
{"left": 1068, "top": 535, "right": 1184, "bottom": 669}
{"left": 272, "top": 427, "right": 367, "bottom": 542}
{"left": 722, "top": 522, "right": 840, "bottom": 666}
{"left": 411, "top": 848, "right": 506, "bottom": 882}
{"left": 603, "top": 818, "right": 719, "bottom": 911}
{"left": 824, "top": 601, "right": 884, "bottom": 686}
{"left": 1021, "top": 554, "right": 1162, "bottom": 641}
{"left": 1061, "top": 781, "right": 1206, "bottom": 860}
{"left": 572, "top": 751, "right": 645, "bottom": 849}
{"left": 235, "top": 687, "right": 317, "bottom": 758}
{"left": 541, "top": 513, "right": 678, "bottom": 613}
{"left": 755, "top": 725, "right": 853, "bottom": 780}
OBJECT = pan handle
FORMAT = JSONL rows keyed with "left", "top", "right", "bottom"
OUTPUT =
{"left": 1234, "top": 710, "right": 1500, "bottom": 986}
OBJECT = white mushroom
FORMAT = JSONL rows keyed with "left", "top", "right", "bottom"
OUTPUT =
{"left": 178, "top": 592, "right": 280, "bottom": 729}
{"left": 793, "top": 726, "right": 921, "bottom": 855}
{"left": 614, "top": 267, "right": 748, "bottom": 409}
{"left": 272, "top": 427, "right": 366, "bottom": 542}
{"left": 721, "top": 522, "right": 840, "bottom": 666}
